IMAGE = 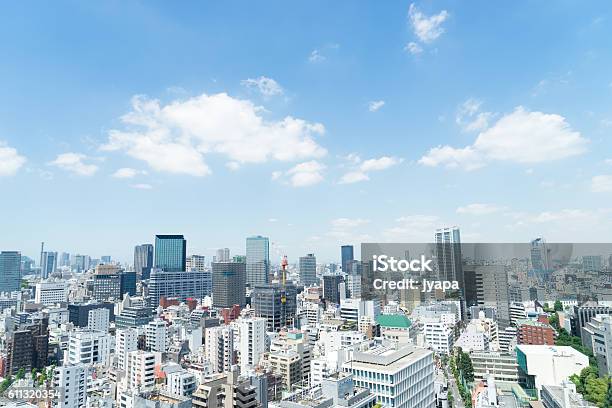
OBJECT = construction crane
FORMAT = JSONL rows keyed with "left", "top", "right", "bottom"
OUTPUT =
{"left": 280, "top": 255, "right": 288, "bottom": 304}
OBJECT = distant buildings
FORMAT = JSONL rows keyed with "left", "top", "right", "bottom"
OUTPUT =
{"left": 323, "top": 274, "right": 345, "bottom": 305}
{"left": 216, "top": 248, "right": 230, "bottom": 263}
{"left": 40, "top": 251, "right": 57, "bottom": 279}
{"left": 246, "top": 236, "right": 270, "bottom": 286}
{"left": 0, "top": 250, "right": 21, "bottom": 293}
{"left": 148, "top": 268, "right": 212, "bottom": 304}
{"left": 299, "top": 253, "right": 317, "bottom": 286}
{"left": 186, "top": 254, "right": 206, "bottom": 271}
{"left": 35, "top": 280, "right": 68, "bottom": 305}
{"left": 134, "top": 243, "right": 154, "bottom": 279}
{"left": 435, "top": 227, "right": 462, "bottom": 285}
{"left": 341, "top": 245, "right": 354, "bottom": 273}
{"left": 212, "top": 261, "right": 246, "bottom": 308}
{"left": 154, "top": 234, "right": 187, "bottom": 272}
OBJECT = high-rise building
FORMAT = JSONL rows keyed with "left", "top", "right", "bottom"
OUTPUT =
{"left": 205, "top": 325, "right": 235, "bottom": 373}
{"left": 59, "top": 252, "right": 71, "bottom": 267}
{"left": 246, "top": 236, "right": 270, "bottom": 286}
{"left": 0, "top": 251, "right": 21, "bottom": 294}
{"left": 92, "top": 264, "right": 122, "bottom": 301}
{"left": 463, "top": 265, "right": 510, "bottom": 328}
{"left": 186, "top": 254, "right": 206, "bottom": 271}
{"left": 53, "top": 363, "right": 88, "bottom": 408}
{"left": 435, "top": 227, "right": 463, "bottom": 285}
{"left": 146, "top": 318, "right": 169, "bottom": 353}
{"left": 148, "top": 268, "right": 212, "bottom": 305}
{"left": 530, "top": 238, "right": 551, "bottom": 282}
{"left": 116, "top": 328, "right": 139, "bottom": 371}
{"left": 216, "top": 248, "right": 230, "bottom": 262}
{"left": 154, "top": 234, "right": 186, "bottom": 272}
{"left": 87, "top": 308, "right": 110, "bottom": 332}
{"left": 212, "top": 261, "right": 246, "bottom": 308}
{"left": 237, "top": 317, "right": 266, "bottom": 373}
{"left": 323, "top": 274, "right": 345, "bottom": 305}
{"left": 134, "top": 244, "right": 154, "bottom": 279}
{"left": 251, "top": 283, "right": 297, "bottom": 332}
{"left": 299, "top": 253, "right": 317, "bottom": 286}
{"left": 40, "top": 251, "right": 58, "bottom": 279}
{"left": 101, "top": 255, "right": 112, "bottom": 264}
{"left": 341, "top": 245, "right": 354, "bottom": 273}
{"left": 73, "top": 254, "right": 90, "bottom": 273}
{"left": 68, "top": 330, "right": 111, "bottom": 365}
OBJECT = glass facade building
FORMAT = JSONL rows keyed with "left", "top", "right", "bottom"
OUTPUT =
{"left": 341, "top": 245, "right": 354, "bottom": 273}
{"left": 154, "top": 235, "right": 186, "bottom": 272}
{"left": 0, "top": 251, "right": 21, "bottom": 293}
{"left": 246, "top": 236, "right": 269, "bottom": 286}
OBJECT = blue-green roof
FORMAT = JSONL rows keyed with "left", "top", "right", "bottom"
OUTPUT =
{"left": 376, "top": 314, "right": 411, "bottom": 328}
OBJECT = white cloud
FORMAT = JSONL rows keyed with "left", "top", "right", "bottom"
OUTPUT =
{"left": 101, "top": 93, "right": 327, "bottom": 177}
{"left": 268, "top": 218, "right": 278, "bottom": 223}
{"left": 456, "top": 98, "right": 494, "bottom": 132}
{"left": 285, "top": 160, "right": 326, "bottom": 187}
{"left": 420, "top": 107, "right": 588, "bottom": 170}
{"left": 408, "top": 3, "right": 450, "bottom": 44}
{"left": 49, "top": 153, "right": 98, "bottom": 176}
{"left": 331, "top": 218, "right": 370, "bottom": 229}
{"left": 112, "top": 167, "right": 146, "bottom": 178}
{"left": 225, "top": 161, "right": 241, "bottom": 171}
{"left": 456, "top": 203, "right": 505, "bottom": 215}
{"left": 368, "top": 100, "right": 385, "bottom": 112}
{"left": 131, "top": 183, "right": 153, "bottom": 190}
{"left": 339, "top": 171, "right": 370, "bottom": 184}
{"left": 404, "top": 42, "right": 423, "bottom": 55}
{"left": 0, "top": 142, "right": 26, "bottom": 176}
{"left": 309, "top": 49, "right": 325, "bottom": 63}
{"left": 340, "top": 156, "right": 402, "bottom": 184}
{"left": 384, "top": 215, "right": 442, "bottom": 240}
{"left": 241, "top": 76, "right": 284, "bottom": 97}
{"left": 591, "top": 175, "right": 612, "bottom": 192}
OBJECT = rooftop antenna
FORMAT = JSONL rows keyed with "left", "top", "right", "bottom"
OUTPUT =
{"left": 39, "top": 241, "right": 45, "bottom": 278}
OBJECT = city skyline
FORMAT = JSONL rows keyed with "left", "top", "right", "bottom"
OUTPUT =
{"left": 2, "top": 2, "right": 612, "bottom": 263}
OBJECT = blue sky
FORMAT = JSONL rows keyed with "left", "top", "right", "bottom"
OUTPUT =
{"left": 1, "top": 1, "right": 611, "bottom": 264}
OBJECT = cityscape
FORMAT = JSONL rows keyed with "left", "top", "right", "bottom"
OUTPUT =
{"left": 0, "top": 231, "right": 612, "bottom": 407}
{"left": 2, "top": 1, "right": 612, "bottom": 408}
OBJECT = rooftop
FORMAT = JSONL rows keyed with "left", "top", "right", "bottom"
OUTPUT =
{"left": 376, "top": 314, "right": 411, "bottom": 329}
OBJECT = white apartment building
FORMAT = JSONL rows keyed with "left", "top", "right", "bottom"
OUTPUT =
{"left": 205, "top": 325, "right": 234, "bottom": 373}
{"left": 167, "top": 370, "right": 197, "bottom": 396}
{"left": 237, "top": 317, "right": 266, "bottom": 372}
{"left": 126, "top": 350, "right": 161, "bottom": 391}
{"left": 422, "top": 318, "right": 454, "bottom": 354}
{"left": 116, "top": 328, "right": 139, "bottom": 371}
{"left": 146, "top": 318, "right": 169, "bottom": 353}
{"left": 344, "top": 345, "right": 435, "bottom": 408}
{"left": 87, "top": 307, "right": 110, "bottom": 332}
{"left": 68, "top": 329, "right": 111, "bottom": 365}
{"left": 53, "top": 363, "right": 87, "bottom": 408}
{"left": 581, "top": 314, "right": 612, "bottom": 376}
{"left": 35, "top": 281, "right": 68, "bottom": 305}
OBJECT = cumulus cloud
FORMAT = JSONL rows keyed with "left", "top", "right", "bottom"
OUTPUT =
{"left": 0, "top": 142, "right": 26, "bottom": 176}
{"left": 339, "top": 156, "right": 402, "bottom": 184}
{"left": 368, "top": 100, "right": 385, "bottom": 112}
{"left": 100, "top": 93, "right": 327, "bottom": 177}
{"left": 456, "top": 203, "right": 505, "bottom": 215}
{"left": 49, "top": 153, "right": 98, "bottom": 176}
{"left": 408, "top": 3, "right": 450, "bottom": 44}
{"left": 420, "top": 107, "right": 588, "bottom": 170}
{"left": 309, "top": 49, "right": 326, "bottom": 63}
{"left": 591, "top": 175, "right": 612, "bottom": 192}
{"left": 280, "top": 160, "right": 326, "bottom": 187}
{"left": 112, "top": 167, "right": 146, "bottom": 178}
{"left": 241, "top": 76, "right": 284, "bottom": 97}
{"left": 384, "top": 215, "right": 442, "bottom": 240}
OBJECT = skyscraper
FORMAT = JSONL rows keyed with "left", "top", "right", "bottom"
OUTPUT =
{"left": 341, "top": 245, "right": 354, "bottom": 273}
{"left": 435, "top": 227, "right": 463, "bottom": 284}
{"left": 0, "top": 251, "right": 21, "bottom": 293}
{"left": 299, "top": 254, "right": 317, "bottom": 286}
{"left": 40, "top": 251, "right": 57, "bottom": 279}
{"left": 134, "top": 244, "right": 154, "bottom": 279}
{"left": 246, "top": 236, "right": 269, "bottom": 286}
{"left": 251, "top": 283, "right": 297, "bottom": 332}
{"left": 154, "top": 235, "right": 186, "bottom": 272}
{"left": 216, "top": 248, "right": 230, "bottom": 262}
{"left": 212, "top": 260, "right": 246, "bottom": 308}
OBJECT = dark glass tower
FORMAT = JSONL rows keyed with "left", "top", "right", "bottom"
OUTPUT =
{"left": 154, "top": 235, "right": 186, "bottom": 272}
{"left": 0, "top": 251, "right": 21, "bottom": 293}
{"left": 341, "top": 245, "right": 354, "bottom": 273}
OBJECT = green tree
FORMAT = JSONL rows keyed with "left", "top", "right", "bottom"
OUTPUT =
{"left": 15, "top": 368, "right": 25, "bottom": 380}
{"left": 554, "top": 300, "right": 563, "bottom": 311}
{"left": 605, "top": 378, "right": 612, "bottom": 408}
